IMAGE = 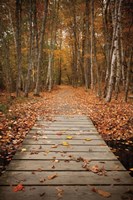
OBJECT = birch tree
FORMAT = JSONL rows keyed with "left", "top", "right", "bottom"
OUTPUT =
{"left": 106, "top": 0, "right": 122, "bottom": 102}
{"left": 84, "top": 0, "right": 90, "bottom": 90}
{"left": 34, "top": 0, "right": 49, "bottom": 96}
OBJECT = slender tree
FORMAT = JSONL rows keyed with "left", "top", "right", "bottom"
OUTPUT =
{"left": 84, "top": 0, "right": 90, "bottom": 90}
{"left": 16, "top": 0, "right": 22, "bottom": 97}
{"left": 34, "top": 0, "right": 49, "bottom": 96}
{"left": 106, "top": 0, "right": 122, "bottom": 102}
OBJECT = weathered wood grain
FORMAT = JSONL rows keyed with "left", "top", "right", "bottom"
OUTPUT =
{"left": 13, "top": 151, "right": 117, "bottom": 160}
{"left": 18, "top": 144, "right": 110, "bottom": 152}
{"left": 0, "top": 115, "right": 133, "bottom": 200}
{"left": 0, "top": 171, "right": 133, "bottom": 186}
{"left": 23, "top": 139, "right": 105, "bottom": 145}
{"left": 1, "top": 186, "right": 133, "bottom": 200}
{"left": 7, "top": 160, "right": 125, "bottom": 171}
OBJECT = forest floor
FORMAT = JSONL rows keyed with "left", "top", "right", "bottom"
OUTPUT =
{"left": 0, "top": 85, "right": 133, "bottom": 175}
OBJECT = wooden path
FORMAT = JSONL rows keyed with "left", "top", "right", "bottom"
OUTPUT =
{"left": 0, "top": 115, "right": 133, "bottom": 200}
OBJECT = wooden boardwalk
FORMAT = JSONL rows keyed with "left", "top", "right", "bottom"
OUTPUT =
{"left": 0, "top": 115, "right": 133, "bottom": 200}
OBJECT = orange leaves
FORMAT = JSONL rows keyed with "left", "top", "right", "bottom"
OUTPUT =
{"left": 13, "top": 184, "right": 24, "bottom": 192}
{"left": 92, "top": 187, "right": 111, "bottom": 198}
{"left": 48, "top": 174, "right": 58, "bottom": 180}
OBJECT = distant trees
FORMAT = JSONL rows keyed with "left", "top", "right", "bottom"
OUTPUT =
{"left": 0, "top": 0, "right": 132, "bottom": 101}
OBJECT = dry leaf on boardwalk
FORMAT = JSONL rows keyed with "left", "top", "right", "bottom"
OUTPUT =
{"left": 85, "top": 138, "right": 92, "bottom": 141}
{"left": 40, "top": 192, "right": 45, "bottom": 197}
{"left": 51, "top": 145, "right": 58, "bottom": 148}
{"left": 21, "top": 148, "right": 27, "bottom": 152}
{"left": 48, "top": 174, "right": 58, "bottom": 180}
{"left": 39, "top": 178, "right": 46, "bottom": 183}
{"left": 66, "top": 136, "right": 73, "bottom": 140}
{"left": 62, "top": 141, "right": 69, "bottom": 146}
{"left": 56, "top": 187, "right": 64, "bottom": 199}
{"left": 13, "top": 184, "right": 24, "bottom": 192}
{"left": 92, "top": 187, "right": 111, "bottom": 198}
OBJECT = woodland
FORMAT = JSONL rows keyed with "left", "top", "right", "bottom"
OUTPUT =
{"left": 0, "top": 0, "right": 133, "bottom": 177}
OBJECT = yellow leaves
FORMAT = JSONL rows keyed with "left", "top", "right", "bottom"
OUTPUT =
{"left": 85, "top": 138, "right": 92, "bottom": 141}
{"left": 66, "top": 136, "right": 73, "bottom": 140}
{"left": 92, "top": 187, "right": 111, "bottom": 198}
{"left": 21, "top": 148, "right": 27, "bottom": 152}
{"left": 62, "top": 141, "right": 69, "bottom": 146}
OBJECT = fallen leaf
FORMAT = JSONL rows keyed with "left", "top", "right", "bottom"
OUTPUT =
{"left": 91, "top": 165, "right": 99, "bottom": 173}
{"left": 48, "top": 174, "right": 58, "bottom": 180}
{"left": 51, "top": 145, "right": 58, "bottom": 148}
{"left": 66, "top": 136, "right": 73, "bottom": 140}
{"left": 62, "top": 141, "right": 69, "bottom": 146}
{"left": 21, "top": 148, "right": 27, "bottom": 152}
{"left": 56, "top": 187, "right": 64, "bottom": 198}
{"left": 76, "top": 156, "right": 84, "bottom": 162}
{"left": 13, "top": 184, "right": 24, "bottom": 192}
{"left": 92, "top": 187, "right": 111, "bottom": 198}
{"left": 56, "top": 132, "right": 63, "bottom": 136}
{"left": 54, "top": 159, "right": 59, "bottom": 163}
{"left": 97, "top": 189, "right": 111, "bottom": 198}
{"left": 39, "top": 178, "right": 46, "bottom": 183}
{"left": 40, "top": 192, "right": 45, "bottom": 197}
{"left": 85, "top": 138, "right": 92, "bottom": 141}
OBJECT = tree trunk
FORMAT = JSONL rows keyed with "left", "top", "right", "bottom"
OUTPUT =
{"left": 84, "top": 0, "right": 90, "bottom": 90}
{"left": 102, "top": 0, "right": 111, "bottom": 97}
{"left": 125, "top": 47, "right": 133, "bottom": 102}
{"left": 46, "top": 0, "right": 59, "bottom": 91}
{"left": 34, "top": 0, "right": 49, "bottom": 96}
{"left": 2, "top": 39, "right": 12, "bottom": 95}
{"left": 71, "top": 0, "right": 78, "bottom": 87}
{"left": 16, "top": 0, "right": 22, "bottom": 97}
{"left": 90, "top": 0, "right": 94, "bottom": 90}
{"left": 106, "top": 0, "right": 122, "bottom": 102}
{"left": 92, "top": 0, "right": 101, "bottom": 97}
{"left": 24, "top": 0, "right": 34, "bottom": 97}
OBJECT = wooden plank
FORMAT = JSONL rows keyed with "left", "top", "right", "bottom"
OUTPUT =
{"left": 34, "top": 125, "right": 95, "bottom": 129}
{"left": 0, "top": 171, "right": 133, "bottom": 186}
{"left": 0, "top": 115, "right": 133, "bottom": 200}
{"left": 13, "top": 151, "right": 117, "bottom": 160}
{"left": 1, "top": 185, "right": 133, "bottom": 200}
{"left": 26, "top": 134, "right": 102, "bottom": 140}
{"left": 23, "top": 139, "right": 106, "bottom": 145}
{"left": 31, "top": 127, "right": 97, "bottom": 131}
{"left": 36, "top": 121, "right": 93, "bottom": 124}
{"left": 29, "top": 130, "right": 99, "bottom": 134}
{"left": 6, "top": 160, "right": 125, "bottom": 171}
{"left": 18, "top": 144, "right": 110, "bottom": 152}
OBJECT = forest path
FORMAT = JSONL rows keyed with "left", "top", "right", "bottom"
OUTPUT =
{"left": 50, "top": 85, "right": 84, "bottom": 115}
{"left": 0, "top": 86, "right": 133, "bottom": 199}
